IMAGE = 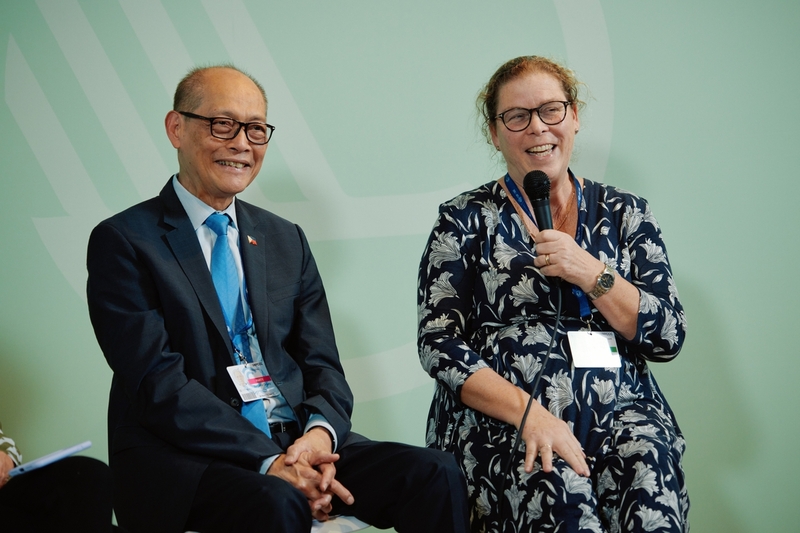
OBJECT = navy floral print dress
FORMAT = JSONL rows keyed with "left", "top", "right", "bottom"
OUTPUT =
{"left": 417, "top": 176, "right": 689, "bottom": 533}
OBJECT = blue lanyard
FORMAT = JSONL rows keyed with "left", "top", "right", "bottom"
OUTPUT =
{"left": 572, "top": 172, "right": 584, "bottom": 241}
{"left": 229, "top": 277, "right": 255, "bottom": 365}
{"left": 567, "top": 173, "right": 593, "bottom": 319}
{"left": 503, "top": 174, "right": 536, "bottom": 224}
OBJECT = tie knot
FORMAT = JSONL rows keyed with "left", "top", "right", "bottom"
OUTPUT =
{"left": 205, "top": 213, "right": 231, "bottom": 237}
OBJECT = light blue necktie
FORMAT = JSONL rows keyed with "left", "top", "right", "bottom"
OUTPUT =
{"left": 205, "top": 213, "right": 271, "bottom": 437}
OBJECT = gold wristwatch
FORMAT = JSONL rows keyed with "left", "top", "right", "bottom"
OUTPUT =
{"left": 587, "top": 264, "right": 615, "bottom": 300}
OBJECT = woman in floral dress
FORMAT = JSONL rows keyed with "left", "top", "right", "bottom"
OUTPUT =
{"left": 417, "top": 56, "right": 689, "bottom": 532}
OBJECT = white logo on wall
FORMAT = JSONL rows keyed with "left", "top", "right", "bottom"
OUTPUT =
{"left": 4, "top": 0, "right": 612, "bottom": 402}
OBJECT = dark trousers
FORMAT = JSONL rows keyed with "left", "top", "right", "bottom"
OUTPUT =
{"left": 184, "top": 434, "right": 469, "bottom": 533}
{"left": 0, "top": 456, "right": 114, "bottom": 533}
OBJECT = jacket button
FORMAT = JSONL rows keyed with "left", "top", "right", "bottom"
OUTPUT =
{"left": 230, "top": 398, "right": 241, "bottom": 407}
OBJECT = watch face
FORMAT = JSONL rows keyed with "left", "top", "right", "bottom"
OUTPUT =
{"left": 588, "top": 266, "right": 615, "bottom": 299}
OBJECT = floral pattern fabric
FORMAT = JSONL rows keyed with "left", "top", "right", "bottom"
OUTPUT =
{"left": 417, "top": 177, "right": 689, "bottom": 532}
{"left": 0, "top": 421, "right": 22, "bottom": 466}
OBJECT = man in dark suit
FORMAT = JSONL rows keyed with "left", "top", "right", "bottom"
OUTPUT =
{"left": 86, "top": 65, "right": 468, "bottom": 533}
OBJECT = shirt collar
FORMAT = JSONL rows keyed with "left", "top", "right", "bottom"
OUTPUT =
{"left": 172, "top": 174, "right": 239, "bottom": 230}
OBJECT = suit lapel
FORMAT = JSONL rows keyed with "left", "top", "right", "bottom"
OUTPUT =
{"left": 236, "top": 202, "right": 269, "bottom": 353}
{"left": 160, "top": 183, "right": 232, "bottom": 354}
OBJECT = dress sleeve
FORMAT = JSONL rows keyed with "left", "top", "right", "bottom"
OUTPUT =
{"left": 0, "top": 421, "right": 22, "bottom": 465}
{"left": 613, "top": 195, "right": 687, "bottom": 361}
{"left": 417, "top": 196, "right": 491, "bottom": 401}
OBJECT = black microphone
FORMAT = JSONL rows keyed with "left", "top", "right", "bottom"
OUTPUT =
{"left": 522, "top": 170, "right": 553, "bottom": 230}
{"left": 523, "top": 170, "right": 561, "bottom": 286}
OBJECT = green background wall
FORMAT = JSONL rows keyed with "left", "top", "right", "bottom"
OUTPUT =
{"left": 1, "top": 1, "right": 798, "bottom": 531}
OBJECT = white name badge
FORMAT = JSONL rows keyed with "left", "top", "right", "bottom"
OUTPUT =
{"left": 567, "top": 331, "right": 621, "bottom": 368}
{"left": 227, "top": 362, "right": 280, "bottom": 403}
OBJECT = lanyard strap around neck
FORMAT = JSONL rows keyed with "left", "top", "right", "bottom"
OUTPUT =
{"left": 499, "top": 174, "right": 539, "bottom": 240}
{"left": 503, "top": 174, "right": 535, "bottom": 224}
{"left": 566, "top": 173, "right": 592, "bottom": 320}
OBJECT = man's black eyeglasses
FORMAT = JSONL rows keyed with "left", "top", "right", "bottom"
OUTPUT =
{"left": 178, "top": 111, "right": 275, "bottom": 144}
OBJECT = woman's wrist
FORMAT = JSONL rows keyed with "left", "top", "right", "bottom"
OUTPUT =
{"left": 579, "top": 258, "right": 609, "bottom": 294}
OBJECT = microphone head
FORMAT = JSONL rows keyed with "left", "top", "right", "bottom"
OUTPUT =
{"left": 523, "top": 170, "right": 550, "bottom": 202}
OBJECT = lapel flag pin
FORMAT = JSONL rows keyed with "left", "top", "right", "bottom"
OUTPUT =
{"left": 247, "top": 235, "right": 258, "bottom": 246}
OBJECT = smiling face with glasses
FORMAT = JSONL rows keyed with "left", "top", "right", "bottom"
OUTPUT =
{"left": 489, "top": 71, "right": 580, "bottom": 187}
{"left": 166, "top": 67, "right": 272, "bottom": 210}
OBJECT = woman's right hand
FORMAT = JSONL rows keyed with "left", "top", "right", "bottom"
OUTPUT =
{"left": 520, "top": 401, "right": 590, "bottom": 477}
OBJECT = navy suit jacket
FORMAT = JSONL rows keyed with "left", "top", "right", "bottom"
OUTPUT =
{"left": 87, "top": 180, "right": 355, "bottom": 532}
